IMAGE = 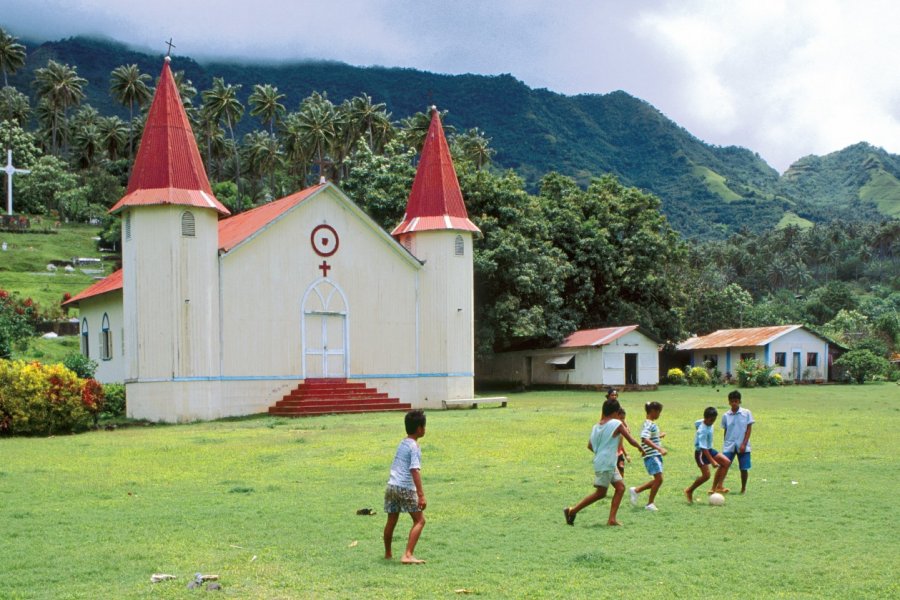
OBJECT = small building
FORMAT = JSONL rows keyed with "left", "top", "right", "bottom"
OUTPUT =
{"left": 476, "top": 325, "right": 661, "bottom": 389}
{"left": 677, "top": 325, "right": 842, "bottom": 382}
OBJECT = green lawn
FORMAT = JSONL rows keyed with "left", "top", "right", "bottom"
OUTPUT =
{"left": 2, "top": 385, "right": 898, "bottom": 599}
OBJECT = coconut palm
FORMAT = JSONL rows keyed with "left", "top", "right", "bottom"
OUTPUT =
{"left": 171, "top": 70, "right": 196, "bottom": 110}
{"left": 97, "top": 115, "right": 128, "bottom": 161}
{"left": 71, "top": 123, "right": 104, "bottom": 169}
{"left": 279, "top": 111, "right": 313, "bottom": 186}
{"left": 0, "top": 29, "right": 26, "bottom": 87}
{"left": 399, "top": 108, "right": 452, "bottom": 153}
{"left": 33, "top": 60, "right": 87, "bottom": 154}
{"left": 249, "top": 84, "right": 286, "bottom": 134}
{"left": 295, "top": 92, "right": 337, "bottom": 181}
{"left": 453, "top": 127, "right": 494, "bottom": 170}
{"left": 0, "top": 85, "right": 30, "bottom": 126}
{"left": 195, "top": 109, "right": 227, "bottom": 179}
{"left": 34, "top": 97, "right": 67, "bottom": 155}
{"left": 349, "top": 94, "right": 391, "bottom": 151}
{"left": 110, "top": 64, "right": 152, "bottom": 158}
{"left": 201, "top": 77, "right": 244, "bottom": 194}
{"left": 243, "top": 130, "right": 283, "bottom": 199}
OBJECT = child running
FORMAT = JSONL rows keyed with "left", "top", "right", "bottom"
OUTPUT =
{"left": 629, "top": 401, "right": 667, "bottom": 511}
{"left": 383, "top": 409, "right": 427, "bottom": 564}
{"left": 616, "top": 407, "right": 630, "bottom": 477}
{"left": 684, "top": 406, "right": 732, "bottom": 503}
{"left": 564, "top": 397, "right": 643, "bottom": 527}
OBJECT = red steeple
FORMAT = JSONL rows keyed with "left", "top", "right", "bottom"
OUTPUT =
{"left": 110, "top": 58, "right": 229, "bottom": 216}
{"left": 391, "top": 107, "right": 479, "bottom": 236}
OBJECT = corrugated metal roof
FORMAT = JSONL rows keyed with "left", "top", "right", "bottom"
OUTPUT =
{"left": 677, "top": 325, "right": 803, "bottom": 350}
{"left": 110, "top": 59, "right": 229, "bottom": 217}
{"left": 218, "top": 183, "right": 324, "bottom": 253}
{"left": 559, "top": 325, "right": 643, "bottom": 348}
{"left": 391, "top": 108, "right": 480, "bottom": 235}
{"left": 63, "top": 269, "right": 123, "bottom": 306}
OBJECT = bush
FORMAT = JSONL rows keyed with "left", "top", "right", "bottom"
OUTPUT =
{"left": 63, "top": 352, "right": 98, "bottom": 379}
{"left": 688, "top": 366, "right": 711, "bottom": 386}
{"left": 102, "top": 383, "right": 126, "bottom": 418}
{"left": 666, "top": 367, "right": 685, "bottom": 385}
{"left": 834, "top": 350, "right": 890, "bottom": 384}
{"left": 771, "top": 372, "right": 783, "bottom": 386}
{"left": 735, "top": 359, "right": 774, "bottom": 388}
{"left": 0, "top": 359, "right": 96, "bottom": 435}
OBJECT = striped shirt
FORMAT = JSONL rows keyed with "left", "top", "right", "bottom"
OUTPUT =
{"left": 640, "top": 419, "right": 662, "bottom": 457}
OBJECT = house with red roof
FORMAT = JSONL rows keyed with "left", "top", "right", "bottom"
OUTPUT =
{"left": 476, "top": 325, "right": 662, "bottom": 389}
{"left": 64, "top": 57, "right": 479, "bottom": 421}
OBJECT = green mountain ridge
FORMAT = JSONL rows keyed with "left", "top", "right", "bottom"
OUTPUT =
{"left": 7, "top": 35, "right": 899, "bottom": 238}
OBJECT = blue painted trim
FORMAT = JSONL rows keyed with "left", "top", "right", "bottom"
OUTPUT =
{"left": 144, "top": 372, "right": 475, "bottom": 384}
{"left": 350, "top": 372, "right": 474, "bottom": 379}
{"left": 726, "top": 349, "right": 732, "bottom": 373}
{"left": 764, "top": 343, "right": 771, "bottom": 365}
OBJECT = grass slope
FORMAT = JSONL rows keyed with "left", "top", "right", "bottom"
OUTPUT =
{"left": 2, "top": 385, "right": 897, "bottom": 599}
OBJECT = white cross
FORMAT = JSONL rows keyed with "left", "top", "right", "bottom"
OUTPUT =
{"left": 4, "top": 149, "right": 31, "bottom": 216}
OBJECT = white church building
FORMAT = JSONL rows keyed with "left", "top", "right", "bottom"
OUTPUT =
{"left": 65, "top": 58, "right": 480, "bottom": 422}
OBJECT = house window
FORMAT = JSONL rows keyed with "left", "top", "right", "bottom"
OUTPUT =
{"left": 807, "top": 353, "right": 818, "bottom": 367}
{"left": 454, "top": 234, "right": 464, "bottom": 256}
{"left": 554, "top": 356, "right": 576, "bottom": 370}
{"left": 181, "top": 211, "right": 196, "bottom": 237}
{"left": 101, "top": 313, "right": 112, "bottom": 361}
{"left": 774, "top": 352, "right": 786, "bottom": 367}
{"left": 125, "top": 212, "right": 131, "bottom": 240}
{"left": 702, "top": 354, "right": 718, "bottom": 368}
{"left": 81, "top": 318, "right": 90, "bottom": 359}
{"left": 740, "top": 352, "right": 756, "bottom": 361}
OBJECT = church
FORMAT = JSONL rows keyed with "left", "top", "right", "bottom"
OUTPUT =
{"left": 64, "top": 57, "right": 480, "bottom": 422}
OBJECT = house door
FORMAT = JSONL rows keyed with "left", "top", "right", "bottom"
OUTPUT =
{"left": 302, "top": 280, "right": 348, "bottom": 378}
{"left": 792, "top": 352, "right": 801, "bottom": 381}
{"left": 625, "top": 353, "right": 638, "bottom": 385}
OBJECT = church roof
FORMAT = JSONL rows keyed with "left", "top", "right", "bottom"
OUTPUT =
{"left": 109, "top": 58, "right": 230, "bottom": 217}
{"left": 63, "top": 269, "right": 123, "bottom": 306}
{"left": 218, "top": 183, "right": 325, "bottom": 252}
{"left": 391, "top": 107, "right": 480, "bottom": 236}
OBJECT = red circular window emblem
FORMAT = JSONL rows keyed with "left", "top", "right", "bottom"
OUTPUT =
{"left": 311, "top": 224, "right": 339, "bottom": 257}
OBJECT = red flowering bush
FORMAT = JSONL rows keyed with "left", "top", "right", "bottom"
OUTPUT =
{"left": 0, "top": 359, "right": 97, "bottom": 435}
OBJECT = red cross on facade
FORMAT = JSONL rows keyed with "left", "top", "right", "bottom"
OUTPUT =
{"left": 319, "top": 260, "right": 331, "bottom": 277}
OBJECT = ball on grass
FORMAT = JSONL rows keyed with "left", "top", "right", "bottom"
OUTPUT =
{"left": 709, "top": 492, "right": 725, "bottom": 506}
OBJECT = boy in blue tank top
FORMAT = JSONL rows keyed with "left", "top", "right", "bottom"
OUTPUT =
{"left": 563, "top": 398, "right": 644, "bottom": 527}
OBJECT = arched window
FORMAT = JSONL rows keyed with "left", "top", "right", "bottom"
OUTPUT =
{"left": 101, "top": 313, "right": 112, "bottom": 361}
{"left": 454, "top": 234, "right": 464, "bottom": 256}
{"left": 81, "top": 318, "right": 90, "bottom": 359}
{"left": 181, "top": 211, "right": 196, "bottom": 237}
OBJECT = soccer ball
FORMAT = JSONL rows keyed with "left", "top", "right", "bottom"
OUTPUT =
{"left": 709, "top": 493, "right": 725, "bottom": 506}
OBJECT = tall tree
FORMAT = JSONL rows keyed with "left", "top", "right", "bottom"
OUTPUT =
{"left": 201, "top": 77, "right": 244, "bottom": 196}
{"left": 0, "top": 85, "right": 30, "bottom": 126}
{"left": 32, "top": 60, "right": 87, "bottom": 155}
{"left": 248, "top": 84, "right": 286, "bottom": 134}
{"left": 109, "top": 64, "right": 152, "bottom": 157}
{"left": 0, "top": 28, "right": 26, "bottom": 87}
{"left": 295, "top": 92, "right": 337, "bottom": 181}
{"left": 97, "top": 115, "right": 128, "bottom": 161}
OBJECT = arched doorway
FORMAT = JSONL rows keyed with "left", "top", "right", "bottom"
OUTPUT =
{"left": 301, "top": 278, "right": 348, "bottom": 378}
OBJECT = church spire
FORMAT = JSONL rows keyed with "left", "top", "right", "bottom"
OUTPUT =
{"left": 391, "top": 106, "right": 479, "bottom": 236}
{"left": 110, "top": 57, "right": 229, "bottom": 216}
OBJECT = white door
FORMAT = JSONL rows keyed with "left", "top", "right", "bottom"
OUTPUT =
{"left": 302, "top": 280, "right": 348, "bottom": 378}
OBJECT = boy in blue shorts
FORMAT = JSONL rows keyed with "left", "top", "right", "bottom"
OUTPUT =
{"left": 722, "top": 390, "right": 754, "bottom": 493}
{"left": 684, "top": 406, "right": 731, "bottom": 503}
{"left": 628, "top": 401, "right": 667, "bottom": 511}
{"left": 383, "top": 409, "right": 427, "bottom": 564}
{"left": 564, "top": 398, "right": 644, "bottom": 527}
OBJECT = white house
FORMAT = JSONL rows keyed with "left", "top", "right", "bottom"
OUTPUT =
{"left": 677, "top": 325, "right": 840, "bottom": 382}
{"left": 476, "top": 325, "right": 661, "bottom": 389}
{"left": 64, "top": 57, "right": 480, "bottom": 422}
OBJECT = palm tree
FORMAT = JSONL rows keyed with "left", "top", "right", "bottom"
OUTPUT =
{"left": 243, "top": 130, "right": 283, "bottom": 199}
{"left": 34, "top": 97, "right": 67, "bottom": 155}
{"left": 201, "top": 78, "right": 244, "bottom": 195}
{"left": 171, "top": 70, "right": 197, "bottom": 109}
{"left": 279, "top": 111, "right": 313, "bottom": 186}
{"left": 453, "top": 127, "right": 494, "bottom": 170}
{"left": 0, "top": 85, "right": 30, "bottom": 126}
{"left": 195, "top": 110, "right": 227, "bottom": 179}
{"left": 72, "top": 122, "right": 104, "bottom": 169}
{"left": 97, "top": 115, "right": 128, "bottom": 161}
{"left": 349, "top": 94, "right": 391, "bottom": 151}
{"left": 295, "top": 92, "right": 337, "bottom": 181}
{"left": 110, "top": 64, "right": 152, "bottom": 158}
{"left": 399, "top": 108, "right": 453, "bottom": 152}
{"left": 248, "top": 84, "right": 286, "bottom": 134}
{"left": 0, "top": 28, "right": 26, "bottom": 87}
{"left": 33, "top": 60, "right": 87, "bottom": 155}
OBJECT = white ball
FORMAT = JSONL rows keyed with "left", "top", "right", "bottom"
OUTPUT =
{"left": 709, "top": 492, "right": 725, "bottom": 506}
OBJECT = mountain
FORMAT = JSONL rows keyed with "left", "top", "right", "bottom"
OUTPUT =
{"left": 8, "top": 36, "right": 898, "bottom": 238}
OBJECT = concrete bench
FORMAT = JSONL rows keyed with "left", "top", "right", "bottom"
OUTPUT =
{"left": 442, "top": 396, "right": 508, "bottom": 409}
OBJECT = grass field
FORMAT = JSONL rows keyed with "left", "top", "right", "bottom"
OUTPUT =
{"left": 2, "top": 384, "right": 898, "bottom": 599}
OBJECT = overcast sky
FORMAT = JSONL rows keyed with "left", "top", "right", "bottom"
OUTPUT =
{"left": 5, "top": 0, "right": 899, "bottom": 172}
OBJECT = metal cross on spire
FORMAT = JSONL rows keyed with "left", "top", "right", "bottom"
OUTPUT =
{"left": 4, "top": 149, "right": 30, "bottom": 216}
{"left": 165, "top": 38, "right": 176, "bottom": 57}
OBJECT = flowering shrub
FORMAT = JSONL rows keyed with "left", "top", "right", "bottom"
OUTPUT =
{"left": 0, "top": 359, "right": 99, "bottom": 435}
{"left": 735, "top": 359, "right": 775, "bottom": 388}
{"left": 688, "top": 366, "right": 711, "bottom": 386}
{"left": 771, "top": 372, "right": 783, "bottom": 386}
{"left": 666, "top": 367, "right": 685, "bottom": 385}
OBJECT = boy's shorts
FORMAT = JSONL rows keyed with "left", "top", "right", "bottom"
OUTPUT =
{"left": 724, "top": 450, "right": 751, "bottom": 470}
{"left": 694, "top": 448, "right": 719, "bottom": 467}
{"left": 594, "top": 469, "right": 623, "bottom": 488}
{"left": 384, "top": 484, "right": 420, "bottom": 514}
{"left": 643, "top": 455, "right": 663, "bottom": 475}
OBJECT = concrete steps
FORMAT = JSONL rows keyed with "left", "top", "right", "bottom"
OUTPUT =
{"left": 268, "top": 378, "right": 410, "bottom": 417}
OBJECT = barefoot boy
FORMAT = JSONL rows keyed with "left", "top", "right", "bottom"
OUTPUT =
{"left": 564, "top": 398, "right": 643, "bottom": 527}
{"left": 383, "top": 410, "right": 427, "bottom": 564}
{"left": 684, "top": 406, "right": 732, "bottom": 503}
{"left": 722, "top": 390, "right": 754, "bottom": 494}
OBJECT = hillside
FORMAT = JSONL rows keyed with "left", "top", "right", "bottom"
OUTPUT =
{"left": 8, "top": 36, "right": 899, "bottom": 238}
